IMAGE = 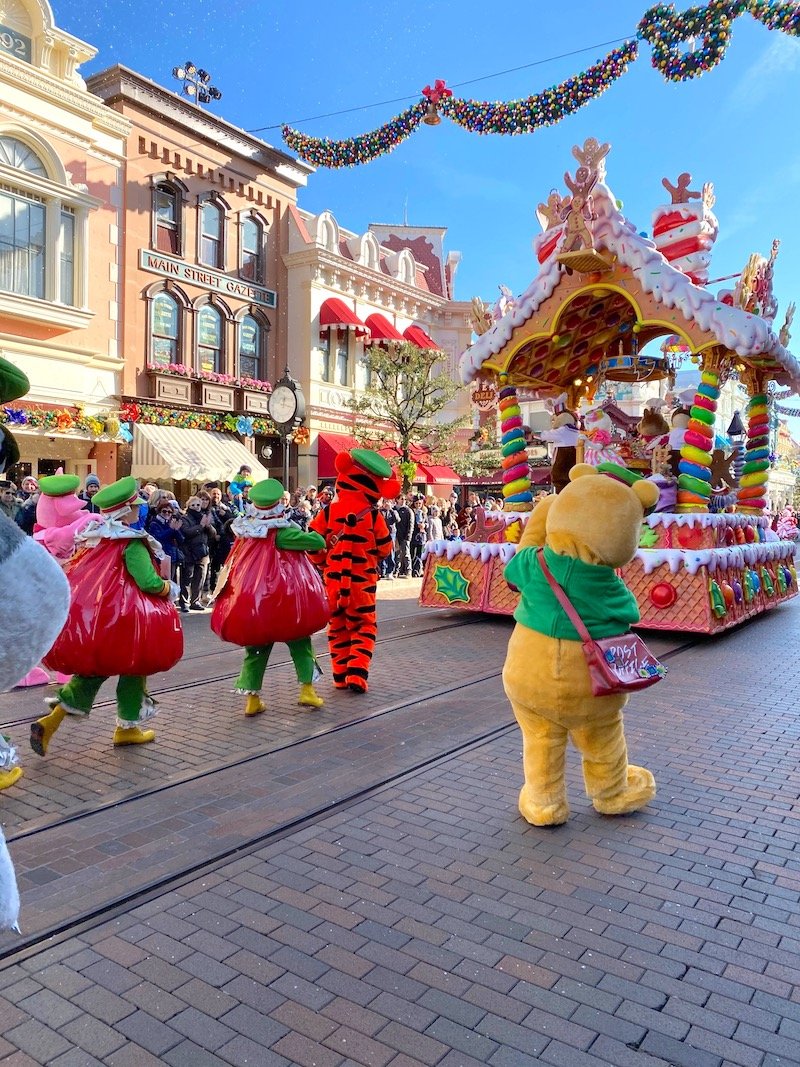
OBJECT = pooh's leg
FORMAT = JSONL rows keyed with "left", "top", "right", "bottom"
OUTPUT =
{"left": 510, "top": 704, "right": 570, "bottom": 826}
{"left": 570, "top": 709, "right": 655, "bottom": 816}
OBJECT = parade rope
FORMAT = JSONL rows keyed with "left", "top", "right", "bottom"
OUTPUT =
{"left": 282, "top": 1, "right": 800, "bottom": 167}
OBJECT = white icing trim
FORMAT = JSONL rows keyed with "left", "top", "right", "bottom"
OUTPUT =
{"left": 645, "top": 512, "right": 769, "bottom": 530}
{"left": 635, "top": 541, "right": 796, "bottom": 575}
{"left": 423, "top": 539, "right": 518, "bottom": 564}
{"left": 460, "top": 179, "right": 799, "bottom": 387}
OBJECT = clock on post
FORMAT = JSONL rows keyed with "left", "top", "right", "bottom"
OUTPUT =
{"left": 267, "top": 367, "right": 306, "bottom": 488}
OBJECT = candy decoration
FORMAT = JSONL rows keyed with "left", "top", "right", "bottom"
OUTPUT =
{"left": 777, "top": 566, "right": 787, "bottom": 595}
{"left": 498, "top": 382, "right": 533, "bottom": 514}
{"left": 738, "top": 392, "right": 770, "bottom": 513}
{"left": 760, "top": 566, "right": 775, "bottom": 596}
{"left": 743, "top": 568, "right": 754, "bottom": 602}
{"left": 732, "top": 578, "right": 743, "bottom": 603}
{"left": 751, "top": 568, "right": 761, "bottom": 594}
{"left": 709, "top": 579, "right": 726, "bottom": 617}
{"left": 677, "top": 368, "right": 720, "bottom": 511}
{"left": 721, "top": 581, "right": 735, "bottom": 608}
{"left": 650, "top": 581, "right": 677, "bottom": 608}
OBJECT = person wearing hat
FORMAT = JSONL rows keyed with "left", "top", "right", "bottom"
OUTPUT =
{"left": 211, "top": 478, "right": 329, "bottom": 715}
{"left": 32, "top": 476, "right": 184, "bottom": 756}
{"left": 0, "top": 356, "right": 70, "bottom": 790}
{"left": 80, "top": 473, "right": 102, "bottom": 514}
{"left": 309, "top": 449, "right": 400, "bottom": 693}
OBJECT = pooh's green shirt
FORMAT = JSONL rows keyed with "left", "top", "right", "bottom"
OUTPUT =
{"left": 505, "top": 545, "right": 639, "bottom": 641}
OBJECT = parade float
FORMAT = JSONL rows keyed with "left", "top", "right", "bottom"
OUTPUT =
{"left": 420, "top": 137, "right": 800, "bottom": 634}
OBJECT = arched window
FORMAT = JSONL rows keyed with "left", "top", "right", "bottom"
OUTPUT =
{"left": 0, "top": 137, "right": 48, "bottom": 300}
{"left": 238, "top": 312, "right": 268, "bottom": 380}
{"left": 199, "top": 200, "right": 224, "bottom": 268}
{"left": 240, "top": 215, "right": 264, "bottom": 283}
{"left": 0, "top": 132, "right": 91, "bottom": 321}
{"left": 197, "top": 303, "right": 223, "bottom": 373}
{"left": 149, "top": 291, "right": 180, "bottom": 367}
{"left": 154, "top": 183, "right": 180, "bottom": 254}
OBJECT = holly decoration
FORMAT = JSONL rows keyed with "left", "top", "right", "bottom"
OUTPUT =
{"left": 433, "top": 564, "right": 471, "bottom": 604}
{"left": 639, "top": 525, "right": 660, "bottom": 548}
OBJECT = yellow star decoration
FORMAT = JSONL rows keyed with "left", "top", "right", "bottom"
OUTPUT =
{"left": 434, "top": 563, "right": 471, "bottom": 604}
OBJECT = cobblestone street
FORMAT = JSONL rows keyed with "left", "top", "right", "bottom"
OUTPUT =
{"left": 1, "top": 585, "right": 799, "bottom": 1066}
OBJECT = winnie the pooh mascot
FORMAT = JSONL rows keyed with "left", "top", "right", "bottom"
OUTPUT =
{"left": 502, "top": 462, "right": 659, "bottom": 826}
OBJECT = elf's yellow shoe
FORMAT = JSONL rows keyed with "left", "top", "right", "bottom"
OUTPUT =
{"left": 30, "top": 703, "right": 67, "bottom": 756}
{"left": 298, "top": 683, "right": 324, "bottom": 709}
{"left": 113, "top": 725, "right": 155, "bottom": 746}
{"left": 0, "top": 766, "right": 22, "bottom": 791}
{"left": 244, "top": 694, "right": 266, "bottom": 717}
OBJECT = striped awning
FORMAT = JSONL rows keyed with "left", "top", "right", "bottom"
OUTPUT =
{"left": 132, "top": 423, "right": 270, "bottom": 483}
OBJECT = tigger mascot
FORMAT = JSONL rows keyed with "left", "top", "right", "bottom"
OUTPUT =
{"left": 309, "top": 449, "right": 400, "bottom": 693}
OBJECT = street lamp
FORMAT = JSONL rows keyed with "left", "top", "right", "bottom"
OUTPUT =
{"left": 172, "top": 61, "right": 223, "bottom": 106}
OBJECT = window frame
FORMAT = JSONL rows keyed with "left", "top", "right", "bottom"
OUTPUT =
{"left": 149, "top": 174, "right": 187, "bottom": 258}
{"left": 239, "top": 212, "right": 266, "bottom": 284}
{"left": 197, "top": 193, "right": 229, "bottom": 271}
{"left": 144, "top": 282, "right": 189, "bottom": 369}
{"left": 195, "top": 299, "right": 227, "bottom": 375}
{"left": 0, "top": 131, "right": 97, "bottom": 327}
{"left": 236, "top": 307, "right": 270, "bottom": 381}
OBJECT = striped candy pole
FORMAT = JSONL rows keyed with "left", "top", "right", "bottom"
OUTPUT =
{"left": 737, "top": 391, "right": 770, "bottom": 515}
{"left": 498, "top": 376, "right": 533, "bottom": 514}
{"left": 676, "top": 366, "right": 720, "bottom": 512}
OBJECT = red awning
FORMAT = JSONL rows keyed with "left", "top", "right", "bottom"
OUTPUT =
{"left": 403, "top": 324, "right": 440, "bottom": 350}
{"left": 364, "top": 313, "right": 404, "bottom": 342}
{"left": 419, "top": 463, "right": 459, "bottom": 486}
{"left": 316, "top": 431, "right": 360, "bottom": 479}
{"left": 319, "top": 298, "right": 369, "bottom": 336}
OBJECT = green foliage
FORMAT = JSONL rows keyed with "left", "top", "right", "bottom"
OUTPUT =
{"left": 348, "top": 342, "right": 466, "bottom": 490}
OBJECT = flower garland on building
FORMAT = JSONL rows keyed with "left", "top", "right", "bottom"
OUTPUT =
{"left": 281, "top": 1, "right": 800, "bottom": 167}
{"left": 1, "top": 406, "right": 120, "bottom": 439}
{"left": 147, "top": 364, "right": 272, "bottom": 392}
{"left": 118, "top": 402, "right": 277, "bottom": 436}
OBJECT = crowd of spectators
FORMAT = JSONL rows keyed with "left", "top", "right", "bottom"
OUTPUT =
{"left": 2, "top": 466, "right": 556, "bottom": 599}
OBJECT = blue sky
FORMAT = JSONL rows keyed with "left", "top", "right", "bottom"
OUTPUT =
{"left": 58, "top": 0, "right": 800, "bottom": 397}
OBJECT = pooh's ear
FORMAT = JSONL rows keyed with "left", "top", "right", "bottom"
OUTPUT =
{"left": 568, "top": 463, "right": 598, "bottom": 482}
{"left": 633, "top": 479, "right": 660, "bottom": 510}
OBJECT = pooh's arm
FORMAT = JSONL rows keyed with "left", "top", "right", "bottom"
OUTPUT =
{"left": 517, "top": 495, "right": 556, "bottom": 550}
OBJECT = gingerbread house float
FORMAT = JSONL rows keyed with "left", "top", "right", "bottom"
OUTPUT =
{"left": 420, "top": 138, "right": 799, "bottom": 633}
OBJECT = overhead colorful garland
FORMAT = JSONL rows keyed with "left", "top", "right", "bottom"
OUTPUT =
{"left": 281, "top": 1, "right": 800, "bottom": 167}
{"left": 1, "top": 406, "right": 120, "bottom": 439}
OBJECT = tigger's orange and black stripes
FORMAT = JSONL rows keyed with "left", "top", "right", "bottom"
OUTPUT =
{"left": 309, "top": 450, "right": 400, "bottom": 693}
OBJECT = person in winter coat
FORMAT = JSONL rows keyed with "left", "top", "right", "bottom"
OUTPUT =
{"left": 148, "top": 503, "right": 185, "bottom": 581}
{"left": 179, "top": 496, "right": 211, "bottom": 611}
{"left": 393, "top": 495, "right": 413, "bottom": 578}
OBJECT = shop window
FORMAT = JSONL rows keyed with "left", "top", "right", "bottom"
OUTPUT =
{"left": 240, "top": 215, "right": 264, "bottom": 283}
{"left": 197, "top": 303, "right": 223, "bottom": 373}
{"left": 150, "top": 290, "right": 180, "bottom": 367}
{"left": 238, "top": 312, "right": 268, "bottom": 380}
{"left": 199, "top": 199, "right": 224, "bottom": 269}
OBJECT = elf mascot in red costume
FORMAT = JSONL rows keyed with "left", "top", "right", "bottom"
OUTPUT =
{"left": 31, "top": 476, "right": 183, "bottom": 755}
{"left": 310, "top": 449, "right": 399, "bottom": 693}
{"left": 211, "top": 478, "right": 329, "bottom": 715}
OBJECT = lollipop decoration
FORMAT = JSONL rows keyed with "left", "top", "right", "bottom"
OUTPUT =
{"left": 676, "top": 366, "right": 721, "bottom": 511}
{"left": 498, "top": 375, "right": 533, "bottom": 515}
{"left": 737, "top": 391, "right": 770, "bottom": 513}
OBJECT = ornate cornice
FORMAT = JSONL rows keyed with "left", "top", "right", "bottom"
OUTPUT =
{"left": 0, "top": 54, "right": 131, "bottom": 138}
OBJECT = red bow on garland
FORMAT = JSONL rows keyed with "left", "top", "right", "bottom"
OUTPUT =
{"left": 422, "top": 79, "right": 452, "bottom": 105}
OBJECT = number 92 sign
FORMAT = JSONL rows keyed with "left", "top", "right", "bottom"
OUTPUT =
{"left": 0, "top": 25, "right": 32, "bottom": 63}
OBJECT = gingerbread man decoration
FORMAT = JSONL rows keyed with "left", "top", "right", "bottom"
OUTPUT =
{"left": 560, "top": 138, "right": 610, "bottom": 255}
{"left": 662, "top": 172, "right": 701, "bottom": 205}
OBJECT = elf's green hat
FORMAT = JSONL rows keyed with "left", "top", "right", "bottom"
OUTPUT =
{"left": 351, "top": 448, "right": 393, "bottom": 480}
{"left": 92, "top": 476, "right": 145, "bottom": 512}
{"left": 39, "top": 474, "right": 80, "bottom": 497}
{"left": 249, "top": 478, "right": 284, "bottom": 508}
{"left": 0, "top": 356, "right": 29, "bottom": 405}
